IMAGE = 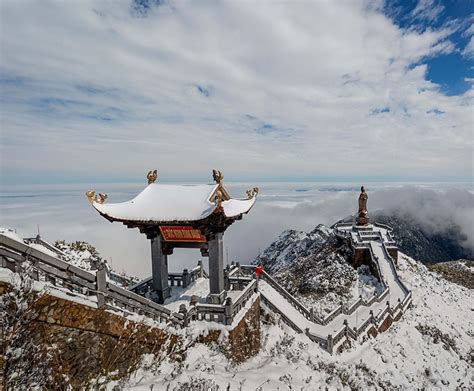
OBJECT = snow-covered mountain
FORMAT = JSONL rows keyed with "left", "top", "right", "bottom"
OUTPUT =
{"left": 2, "top": 221, "right": 472, "bottom": 389}
{"left": 256, "top": 224, "right": 334, "bottom": 273}
{"left": 116, "top": 254, "right": 473, "bottom": 390}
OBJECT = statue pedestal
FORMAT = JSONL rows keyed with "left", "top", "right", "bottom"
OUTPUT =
{"left": 356, "top": 216, "right": 370, "bottom": 226}
{"left": 354, "top": 222, "right": 373, "bottom": 231}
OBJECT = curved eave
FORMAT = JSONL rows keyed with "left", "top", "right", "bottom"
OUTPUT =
{"left": 92, "top": 203, "right": 216, "bottom": 226}
{"left": 90, "top": 194, "right": 258, "bottom": 226}
{"left": 220, "top": 196, "right": 257, "bottom": 218}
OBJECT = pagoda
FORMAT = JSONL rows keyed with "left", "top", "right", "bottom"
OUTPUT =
{"left": 86, "top": 169, "right": 258, "bottom": 304}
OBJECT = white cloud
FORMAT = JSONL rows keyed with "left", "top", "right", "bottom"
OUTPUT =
{"left": 0, "top": 0, "right": 472, "bottom": 182}
{"left": 410, "top": 0, "right": 444, "bottom": 23}
{"left": 462, "top": 23, "right": 474, "bottom": 37}
{"left": 462, "top": 36, "right": 474, "bottom": 58}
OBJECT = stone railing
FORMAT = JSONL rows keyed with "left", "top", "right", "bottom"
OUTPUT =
{"left": 0, "top": 234, "right": 173, "bottom": 323}
{"left": 226, "top": 263, "right": 252, "bottom": 291}
{"left": 236, "top": 223, "right": 414, "bottom": 354}
{"left": 343, "top": 296, "right": 364, "bottom": 315}
{"left": 23, "top": 235, "right": 67, "bottom": 258}
{"left": 260, "top": 294, "right": 305, "bottom": 333}
{"left": 0, "top": 234, "right": 257, "bottom": 327}
{"left": 304, "top": 329, "right": 328, "bottom": 350}
{"left": 169, "top": 262, "right": 204, "bottom": 288}
{"left": 239, "top": 263, "right": 392, "bottom": 329}
{"left": 0, "top": 234, "right": 261, "bottom": 328}
{"left": 332, "top": 325, "right": 347, "bottom": 346}
{"left": 177, "top": 279, "right": 259, "bottom": 326}
{"left": 23, "top": 235, "right": 138, "bottom": 288}
{"left": 240, "top": 266, "right": 314, "bottom": 321}
{"left": 231, "top": 279, "right": 258, "bottom": 318}
{"left": 0, "top": 244, "right": 97, "bottom": 296}
{"left": 358, "top": 230, "right": 383, "bottom": 239}
{"left": 381, "top": 242, "right": 411, "bottom": 295}
{"left": 367, "top": 244, "right": 387, "bottom": 287}
{"left": 373, "top": 222, "right": 393, "bottom": 231}
{"left": 129, "top": 262, "right": 205, "bottom": 297}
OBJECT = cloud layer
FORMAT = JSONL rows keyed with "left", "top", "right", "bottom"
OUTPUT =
{"left": 2, "top": 182, "right": 472, "bottom": 278}
{"left": 1, "top": 0, "right": 473, "bottom": 182}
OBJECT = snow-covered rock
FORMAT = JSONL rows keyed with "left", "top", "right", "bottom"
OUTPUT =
{"left": 256, "top": 224, "right": 381, "bottom": 315}
{"left": 257, "top": 224, "right": 332, "bottom": 273}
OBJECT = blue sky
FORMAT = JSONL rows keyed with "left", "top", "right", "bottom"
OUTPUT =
{"left": 384, "top": 0, "right": 473, "bottom": 96}
{"left": 0, "top": 0, "right": 473, "bottom": 185}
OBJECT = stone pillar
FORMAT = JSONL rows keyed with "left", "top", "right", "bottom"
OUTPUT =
{"left": 207, "top": 232, "right": 226, "bottom": 304}
{"left": 197, "top": 260, "right": 204, "bottom": 278}
{"left": 150, "top": 234, "right": 171, "bottom": 304}
{"left": 327, "top": 334, "right": 333, "bottom": 354}
{"left": 182, "top": 268, "right": 189, "bottom": 288}
{"left": 224, "top": 266, "right": 230, "bottom": 291}
{"left": 224, "top": 297, "right": 233, "bottom": 325}
{"left": 96, "top": 263, "right": 107, "bottom": 308}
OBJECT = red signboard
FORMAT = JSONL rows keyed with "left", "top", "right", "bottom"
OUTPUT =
{"left": 160, "top": 226, "right": 207, "bottom": 243}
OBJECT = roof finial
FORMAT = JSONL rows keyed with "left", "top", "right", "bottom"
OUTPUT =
{"left": 246, "top": 187, "right": 259, "bottom": 199}
{"left": 86, "top": 190, "right": 96, "bottom": 203}
{"left": 147, "top": 169, "right": 158, "bottom": 184}
{"left": 212, "top": 169, "right": 224, "bottom": 185}
{"left": 85, "top": 190, "right": 107, "bottom": 204}
{"left": 96, "top": 193, "right": 108, "bottom": 204}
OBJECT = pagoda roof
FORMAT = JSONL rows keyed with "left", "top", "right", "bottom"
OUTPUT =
{"left": 87, "top": 174, "right": 258, "bottom": 229}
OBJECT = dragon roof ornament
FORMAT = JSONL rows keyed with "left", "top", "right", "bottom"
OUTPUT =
{"left": 147, "top": 169, "right": 158, "bottom": 184}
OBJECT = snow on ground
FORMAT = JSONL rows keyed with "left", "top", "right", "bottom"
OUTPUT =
{"left": 356, "top": 264, "right": 384, "bottom": 301}
{"left": 164, "top": 277, "right": 245, "bottom": 312}
{"left": 111, "top": 253, "right": 473, "bottom": 390}
{"left": 163, "top": 278, "right": 210, "bottom": 311}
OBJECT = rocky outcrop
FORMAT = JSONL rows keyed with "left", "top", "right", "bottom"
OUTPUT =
{"left": 256, "top": 225, "right": 357, "bottom": 299}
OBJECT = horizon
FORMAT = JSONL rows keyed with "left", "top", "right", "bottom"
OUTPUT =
{"left": 2, "top": 174, "right": 473, "bottom": 186}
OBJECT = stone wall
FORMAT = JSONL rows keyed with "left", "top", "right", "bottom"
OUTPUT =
{"left": 195, "top": 296, "right": 261, "bottom": 363}
{"left": 2, "top": 289, "right": 182, "bottom": 389}
{"left": 228, "top": 296, "right": 261, "bottom": 363}
{"left": 1, "top": 283, "right": 261, "bottom": 389}
{"left": 367, "top": 311, "right": 400, "bottom": 338}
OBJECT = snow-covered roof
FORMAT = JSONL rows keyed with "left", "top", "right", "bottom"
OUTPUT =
{"left": 89, "top": 183, "right": 257, "bottom": 224}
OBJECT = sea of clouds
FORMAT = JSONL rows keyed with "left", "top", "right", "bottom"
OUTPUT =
{"left": 1, "top": 182, "right": 472, "bottom": 279}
